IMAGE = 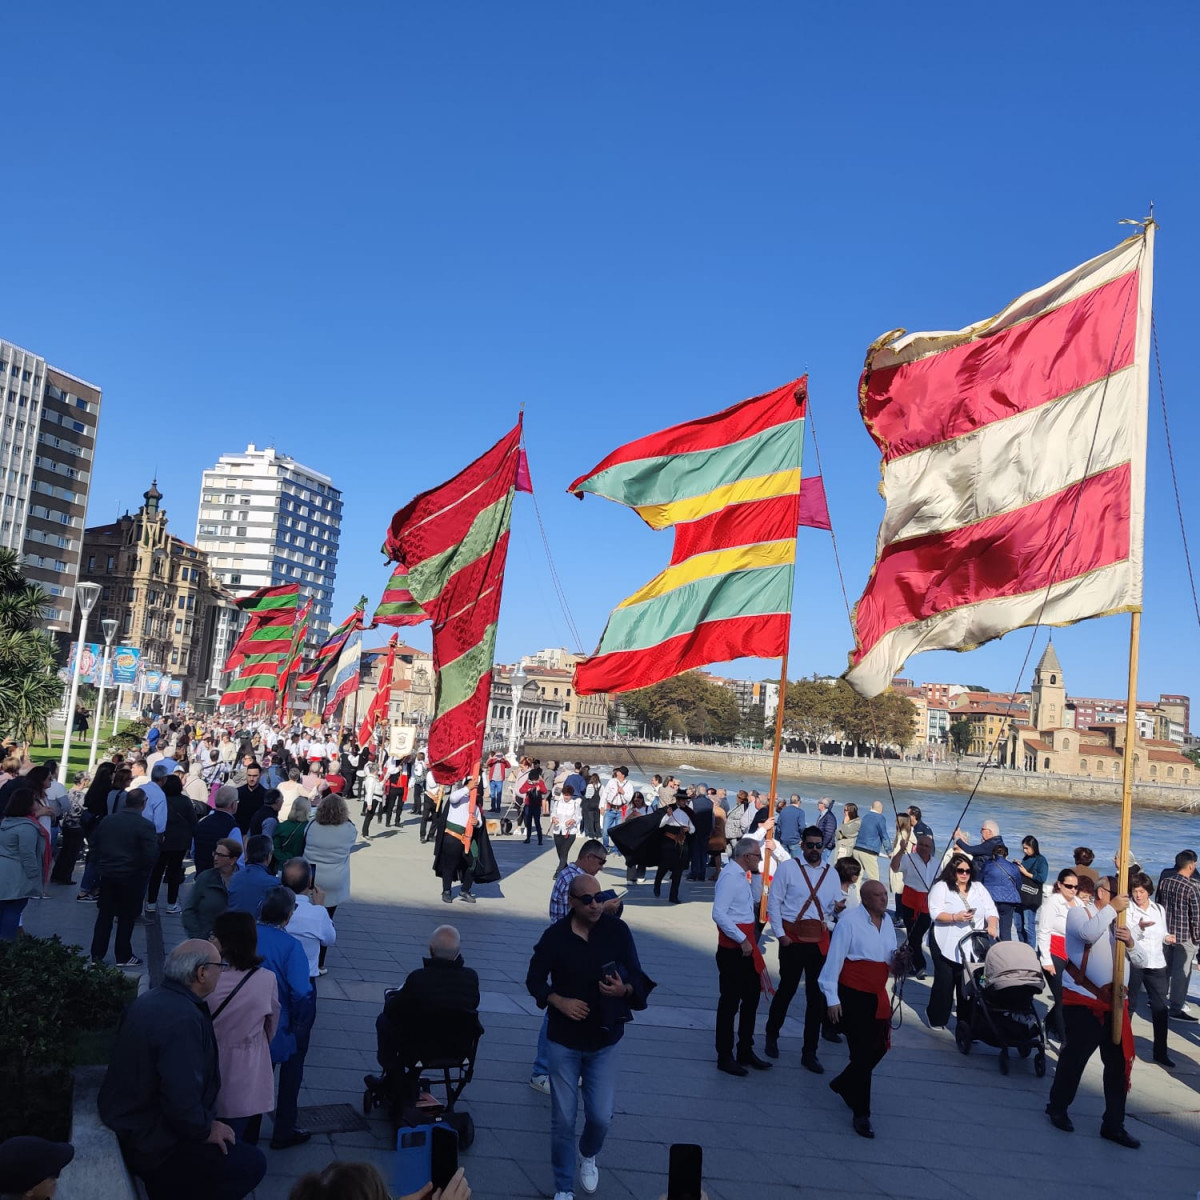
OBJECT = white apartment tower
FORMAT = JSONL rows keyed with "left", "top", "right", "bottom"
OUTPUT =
{"left": 194, "top": 444, "right": 341, "bottom": 640}
{"left": 0, "top": 338, "right": 102, "bottom": 634}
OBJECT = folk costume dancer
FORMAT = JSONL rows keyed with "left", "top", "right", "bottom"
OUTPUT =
{"left": 765, "top": 826, "right": 844, "bottom": 1072}
{"left": 712, "top": 837, "right": 772, "bottom": 1076}
{"left": 434, "top": 781, "right": 478, "bottom": 904}
{"left": 1046, "top": 874, "right": 1144, "bottom": 1148}
{"left": 892, "top": 833, "right": 938, "bottom": 979}
{"left": 819, "top": 880, "right": 899, "bottom": 1139}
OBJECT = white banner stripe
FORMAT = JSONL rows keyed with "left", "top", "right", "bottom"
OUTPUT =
{"left": 878, "top": 368, "right": 1136, "bottom": 548}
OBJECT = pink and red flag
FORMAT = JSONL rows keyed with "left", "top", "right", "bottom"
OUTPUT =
{"left": 845, "top": 231, "right": 1154, "bottom": 697}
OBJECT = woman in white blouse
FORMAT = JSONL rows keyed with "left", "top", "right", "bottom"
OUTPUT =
{"left": 926, "top": 853, "right": 999, "bottom": 1030}
{"left": 1036, "top": 868, "right": 1082, "bottom": 1041}
{"left": 1127, "top": 870, "right": 1176, "bottom": 1068}
{"left": 548, "top": 784, "right": 582, "bottom": 875}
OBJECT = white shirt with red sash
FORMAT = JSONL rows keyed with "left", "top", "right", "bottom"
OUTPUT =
{"left": 818, "top": 903, "right": 896, "bottom": 1018}
{"left": 897, "top": 853, "right": 939, "bottom": 915}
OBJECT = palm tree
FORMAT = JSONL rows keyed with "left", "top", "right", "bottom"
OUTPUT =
{"left": 0, "top": 548, "right": 62, "bottom": 743}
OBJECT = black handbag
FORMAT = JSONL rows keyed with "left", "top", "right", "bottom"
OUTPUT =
{"left": 1018, "top": 875, "right": 1043, "bottom": 909}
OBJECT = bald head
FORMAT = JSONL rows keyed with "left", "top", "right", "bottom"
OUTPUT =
{"left": 429, "top": 925, "right": 461, "bottom": 960}
{"left": 860, "top": 880, "right": 889, "bottom": 916}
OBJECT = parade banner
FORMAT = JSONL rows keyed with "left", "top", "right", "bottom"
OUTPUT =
{"left": 168, "top": 679, "right": 183, "bottom": 698}
{"left": 60, "top": 642, "right": 102, "bottom": 685}
{"left": 143, "top": 669, "right": 163, "bottom": 695}
{"left": 112, "top": 646, "right": 141, "bottom": 685}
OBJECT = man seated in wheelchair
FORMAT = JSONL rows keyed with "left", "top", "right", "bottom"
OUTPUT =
{"left": 374, "top": 924, "right": 484, "bottom": 1110}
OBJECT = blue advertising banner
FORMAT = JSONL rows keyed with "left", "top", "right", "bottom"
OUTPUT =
{"left": 168, "top": 679, "right": 182, "bottom": 698}
{"left": 60, "top": 642, "right": 102, "bottom": 685}
{"left": 111, "top": 646, "right": 141, "bottom": 685}
{"left": 143, "top": 670, "right": 163, "bottom": 695}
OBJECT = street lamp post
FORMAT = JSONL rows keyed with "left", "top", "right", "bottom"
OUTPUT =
{"left": 507, "top": 664, "right": 526, "bottom": 760}
{"left": 88, "top": 618, "right": 119, "bottom": 773}
{"left": 59, "top": 582, "right": 102, "bottom": 769}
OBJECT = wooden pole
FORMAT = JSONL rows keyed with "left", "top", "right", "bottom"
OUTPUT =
{"left": 1111, "top": 609, "right": 1141, "bottom": 1042}
{"left": 758, "top": 647, "right": 791, "bottom": 920}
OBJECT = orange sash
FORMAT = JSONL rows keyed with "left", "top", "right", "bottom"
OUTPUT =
{"left": 717, "top": 921, "right": 775, "bottom": 996}
{"left": 839, "top": 959, "right": 890, "bottom": 1021}
{"left": 1063, "top": 991, "right": 1134, "bottom": 1092}
{"left": 900, "top": 886, "right": 929, "bottom": 915}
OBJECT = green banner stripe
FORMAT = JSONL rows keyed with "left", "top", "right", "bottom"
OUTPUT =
{"left": 407, "top": 491, "right": 514, "bottom": 607}
{"left": 241, "top": 592, "right": 298, "bottom": 613}
{"left": 435, "top": 622, "right": 499, "bottom": 717}
{"left": 597, "top": 563, "right": 794, "bottom": 656}
{"left": 582, "top": 419, "right": 802, "bottom": 510}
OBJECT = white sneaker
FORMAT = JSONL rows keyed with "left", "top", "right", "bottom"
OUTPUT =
{"left": 165, "top": 903, "right": 182, "bottom": 915}
{"left": 143, "top": 903, "right": 156, "bottom": 914}
{"left": 554, "top": 1193, "right": 574, "bottom": 1200}
{"left": 529, "top": 1074, "right": 551, "bottom": 1094}
{"left": 579, "top": 1155, "right": 599, "bottom": 1194}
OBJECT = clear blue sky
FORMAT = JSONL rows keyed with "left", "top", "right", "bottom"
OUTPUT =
{"left": 6, "top": 4, "right": 1199, "bottom": 711}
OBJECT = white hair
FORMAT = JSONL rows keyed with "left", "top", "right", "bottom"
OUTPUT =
{"left": 429, "top": 924, "right": 461, "bottom": 960}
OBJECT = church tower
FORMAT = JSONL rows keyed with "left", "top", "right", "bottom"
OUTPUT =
{"left": 1030, "top": 640, "right": 1066, "bottom": 730}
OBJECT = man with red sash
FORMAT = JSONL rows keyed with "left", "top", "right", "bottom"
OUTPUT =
{"left": 819, "top": 880, "right": 898, "bottom": 1139}
{"left": 712, "top": 837, "right": 772, "bottom": 1076}
{"left": 1046, "top": 873, "right": 1145, "bottom": 1148}
{"left": 890, "top": 833, "right": 938, "bottom": 980}
{"left": 765, "top": 825, "right": 844, "bottom": 1072}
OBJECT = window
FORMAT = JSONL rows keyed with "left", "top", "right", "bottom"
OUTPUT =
{"left": 178, "top": 595, "right": 186, "bottom": 609}
{"left": 1043, "top": 757, "right": 1050, "bottom": 770}
{"left": 1080, "top": 759, "right": 1088, "bottom": 771}
{"left": 1167, "top": 765, "right": 1175, "bottom": 778}
{"left": 175, "top": 619, "right": 183, "bottom": 634}
{"left": 1061, "top": 737, "right": 1069, "bottom": 750}
{"left": 1150, "top": 764, "right": 1158, "bottom": 776}
{"left": 86, "top": 555, "right": 95, "bottom": 572}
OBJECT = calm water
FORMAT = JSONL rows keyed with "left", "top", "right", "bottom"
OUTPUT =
{"left": 595, "top": 756, "right": 1197, "bottom": 880}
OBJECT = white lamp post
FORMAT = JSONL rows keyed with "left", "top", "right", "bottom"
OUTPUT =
{"left": 59, "top": 581, "right": 102, "bottom": 768}
{"left": 507, "top": 664, "right": 527, "bottom": 759}
{"left": 88, "top": 618, "right": 119, "bottom": 773}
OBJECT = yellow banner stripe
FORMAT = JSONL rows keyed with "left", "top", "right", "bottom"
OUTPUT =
{"left": 634, "top": 468, "right": 801, "bottom": 530}
{"left": 617, "top": 539, "right": 796, "bottom": 610}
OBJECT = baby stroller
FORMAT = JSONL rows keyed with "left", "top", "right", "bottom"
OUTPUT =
{"left": 954, "top": 931, "right": 1047, "bottom": 1077}
{"left": 362, "top": 986, "right": 482, "bottom": 1148}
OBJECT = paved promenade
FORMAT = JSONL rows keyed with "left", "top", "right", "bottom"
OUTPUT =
{"left": 25, "top": 813, "right": 1200, "bottom": 1200}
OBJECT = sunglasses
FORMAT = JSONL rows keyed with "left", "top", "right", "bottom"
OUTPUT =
{"left": 573, "top": 893, "right": 602, "bottom": 906}
{"left": 802, "top": 841, "right": 824, "bottom": 850}
{"left": 955, "top": 868, "right": 972, "bottom": 875}
{"left": 1060, "top": 883, "right": 1078, "bottom": 890}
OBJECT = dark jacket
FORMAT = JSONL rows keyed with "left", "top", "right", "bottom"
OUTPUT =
{"left": 955, "top": 833, "right": 1003, "bottom": 880}
{"left": 180, "top": 868, "right": 229, "bottom": 939}
{"left": 980, "top": 856, "right": 1022, "bottom": 905}
{"left": 161, "top": 792, "right": 198, "bottom": 853}
{"left": 379, "top": 955, "right": 483, "bottom": 1069}
{"left": 431, "top": 793, "right": 501, "bottom": 885}
{"left": 235, "top": 784, "right": 266, "bottom": 834}
{"left": 98, "top": 979, "right": 220, "bottom": 1172}
{"left": 193, "top": 810, "right": 237, "bottom": 874}
{"left": 93, "top": 810, "right": 159, "bottom": 879}
{"left": 817, "top": 808, "right": 838, "bottom": 850}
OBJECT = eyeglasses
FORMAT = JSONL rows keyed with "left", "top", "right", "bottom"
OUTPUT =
{"left": 802, "top": 842, "right": 824, "bottom": 850}
{"left": 585, "top": 854, "right": 607, "bottom": 866}
{"left": 200, "top": 960, "right": 229, "bottom": 973}
{"left": 573, "top": 893, "right": 602, "bottom": 906}
{"left": 1060, "top": 882, "right": 1078, "bottom": 890}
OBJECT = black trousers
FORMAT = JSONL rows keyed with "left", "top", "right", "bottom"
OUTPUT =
{"left": 318, "top": 905, "right": 337, "bottom": 970}
{"left": 439, "top": 837, "right": 474, "bottom": 896}
{"left": 147, "top": 849, "right": 186, "bottom": 905}
{"left": 926, "top": 935, "right": 963, "bottom": 1028}
{"left": 654, "top": 840, "right": 687, "bottom": 901}
{"left": 91, "top": 874, "right": 145, "bottom": 962}
{"left": 831, "top": 984, "right": 889, "bottom": 1117}
{"left": 50, "top": 823, "right": 86, "bottom": 883}
{"left": 766, "top": 940, "right": 827, "bottom": 1053}
{"left": 900, "top": 903, "right": 930, "bottom": 973}
{"left": 362, "top": 800, "right": 381, "bottom": 837}
{"left": 714, "top": 945, "right": 761, "bottom": 1058}
{"left": 1129, "top": 965, "right": 1170, "bottom": 1058}
{"left": 1048, "top": 1003, "right": 1128, "bottom": 1128}
{"left": 522, "top": 804, "right": 543, "bottom": 844}
{"left": 382, "top": 786, "right": 404, "bottom": 825}
{"left": 420, "top": 795, "right": 438, "bottom": 841}
{"left": 1044, "top": 955, "right": 1068, "bottom": 1038}
{"left": 136, "top": 1139, "right": 266, "bottom": 1200}
{"left": 553, "top": 834, "right": 575, "bottom": 871}
{"left": 582, "top": 802, "right": 601, "bottom": 838}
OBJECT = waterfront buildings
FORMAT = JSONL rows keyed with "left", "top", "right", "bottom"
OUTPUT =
{"left": 194, "top": 444, "right": 341, "bottom": 642}
{"left": 0, "top": 338, "right": 102, "bottom": 635}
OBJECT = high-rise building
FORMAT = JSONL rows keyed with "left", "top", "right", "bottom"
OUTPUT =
{"left": 194, "top": 444, "right": 341, "bottom": 640}
{"left": 0, "top": 338, "right": 102, "bottom": 634}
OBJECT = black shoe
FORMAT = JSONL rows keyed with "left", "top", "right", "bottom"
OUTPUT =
{"left": 669, "top": 897, "right": 682, "bottom": 904}
{"left": 915, "top": 970, "right": 927, "bottom": 980}
{"left": 801, "top": 1053, "right": 824, "bottom": 1075}
{"left": 652, "top": 887, "right": 661, "bottom": 898}
{"left": 441, "top": 893, "right": 453, "bottom": 903}
{"left": 270, "top": 1129, "right": 312, "bottom": 1150}
{"left": 1169, "top": 1009, "right": 1198, "bottom": 1022}
{"left": 1100, "top": 1126, "right": 1140, "bottom": 1149}
{"left": 852, "top": 1116, "right": 874, "bottom": 1139}
{"left": 764, "top": 1034, "right": 779, "bottom": 1059}
{"left": 459, "top": 892, "right": 476, "bottom": 904}
{"left": 1154, "top": 1052, "right": 1176, "bottom": 1068}
{"left": 821, "top": 1028, "right": 842, "bottom": 1044}
{"left": 736, "top": 1051, "right": 772, "bottom": 1071}
{"left": 1045, "top": 1106, "right": 1074, "bottom": 1133}
{"left": 716, "top": 1056, "right": 749, "bottom": 1077}
{"left": 829, "top": 1077, "right": 853, "bottom": 1110}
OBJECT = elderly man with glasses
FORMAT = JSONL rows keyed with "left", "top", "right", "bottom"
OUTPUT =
{"left": 98, "top": 940, "right": 267, "bottom": 1200}
{"left": 526, "top": 872, "right": 653, "bottom": 1200}
{"left": 711, "top": 837, "right": 773, "bottom": 1077}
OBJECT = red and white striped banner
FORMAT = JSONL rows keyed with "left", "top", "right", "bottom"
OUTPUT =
{"left": 846, "top": 230, "right": 1154, "bottom": 697}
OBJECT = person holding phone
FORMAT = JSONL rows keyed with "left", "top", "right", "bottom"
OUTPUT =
{"left": 526, "top": 873, "right": 654, "bottom": 1200}
{"left": 926, "top": 852, "right": 999, "bottom": 1030}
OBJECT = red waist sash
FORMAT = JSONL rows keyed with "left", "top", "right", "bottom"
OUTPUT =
{"left": 900, "top": 886, "right": 929, "bottom": 915}
{"left": 840, "top": 959, "right": 890, "bottom": 1021}
{"left": 1063, "top": 990, "right": 1134, "bottom": 1092}
{"left": 718, "top": 922, "right": 774, "bottom": 995}
{"left": 1050, "top": 934, "right": 1067, "bottom": 961}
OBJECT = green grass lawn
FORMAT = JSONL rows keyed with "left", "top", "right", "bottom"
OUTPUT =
{"left": 29, "top": 720, "right": 144, "bottom": 779}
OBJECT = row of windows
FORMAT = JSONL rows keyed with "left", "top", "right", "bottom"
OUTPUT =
{"left": 26, "top": 528, "right": 75, "bottom": 550}
{"left": 25, "top": 553, "right": 69, "bottom": 572}
{"left": 44, "top": 382, "right": 94, "bottom": 413}
{"left": 37, "top": 431, "right": 91, "bottom": 459}
{"left": 34, "top": 455, "right": 86, "bottom": 481}
{"left": 36, "top": 479, "right": 81, "bottom": 504}
{"left": 29, "top": 505, "right": 76, "bottom": 526}
{"left": 40, "top": 407, "right": 89, "bottom": 435}
{"left": 0, "top": 363, "right": 37, "bottom": 383}
{"left": 2, "top": 494, "right": 25, "bottom": 510}
{"left": 0, "top": 441, "right": 32, "bottom": 462}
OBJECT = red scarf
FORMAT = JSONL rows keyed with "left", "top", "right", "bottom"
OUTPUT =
{"left": 839, "top": 959, "right": 890, "bottom": 1021}
{"left": 1049, "top": 934, "right": 1067, "bottom": 961}
{"left": 1063, "top": 991, "right": 1134, "bottom": 1092}
{"left": 717, "top": 922, "right": 775, "bottom": 996}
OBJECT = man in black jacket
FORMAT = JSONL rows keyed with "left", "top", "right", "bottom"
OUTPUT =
{"left": 375, "top": 925, "right": 482, "bottom": 1106}
{"left": 193, "top": 786, "right": 239, "bottom": 873}
{"left": 99, "top": 940, "right": 266, "bottom": 1200}
{"left": 89, "top": 789, "right": 159, "bottom": 966}
{"left": 234, "top": 762, "right": 266, "bottom": 833}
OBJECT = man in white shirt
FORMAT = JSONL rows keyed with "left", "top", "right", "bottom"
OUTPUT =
{"left": 599, "top": 768, "right": 629, "bottom": 855}
{"left": 217, "top": 735, "right": 238, "bottom": 767}
{"left": 420, "top": 764, "right": 442, "bottom": 843}
{"left": 280, "top": 859, "right": 337, "bottom": 981}
{"left": 1046, "top": 874, "right": 1146, "bottom": 1147}
{"left": 890, "top": 833, "right": 939, "bottom": 979}
{"left": 766, "top": 826, "right": 845, "bottom": 1070}
{"left": 436, "top": 782, "right": 478, "bottom": 904}
{"left": 712, "top": 838, "right": 772, "bottom": 1076}
{"left": 819, "top": 880, "right": 899, "bottom": 1139}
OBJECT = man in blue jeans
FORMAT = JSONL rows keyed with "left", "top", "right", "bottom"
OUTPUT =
{"left": 526, "top": 873, "right": 654, "bottom": 1200}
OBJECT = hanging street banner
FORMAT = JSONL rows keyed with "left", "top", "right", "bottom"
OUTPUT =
{"left": 112, "top": 646, "right": 141, "bottom": 685}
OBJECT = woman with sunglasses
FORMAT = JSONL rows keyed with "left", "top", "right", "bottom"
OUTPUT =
{"left": 1036, "top": 868, "right": 1082, "bottom": 1041}
{"left": 926, "top": 853, "right": 999, "bottom": 1030}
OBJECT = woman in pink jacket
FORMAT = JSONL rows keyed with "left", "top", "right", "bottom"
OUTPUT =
{"left": 207, "top": 910, "right": 280, "bottom": 1144}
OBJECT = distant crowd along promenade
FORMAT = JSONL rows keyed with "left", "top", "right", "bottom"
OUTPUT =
{"left": 520, "top": 739, "right": 1200, "bottom": 812}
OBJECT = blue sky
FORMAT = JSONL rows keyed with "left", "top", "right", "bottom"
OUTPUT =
{"left": 6, "top": 4, "right": 1199, "bottom": 710}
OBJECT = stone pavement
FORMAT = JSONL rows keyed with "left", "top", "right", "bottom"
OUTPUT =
{"left": 24, "top": 813, "right": 1200, "bottom": 1200}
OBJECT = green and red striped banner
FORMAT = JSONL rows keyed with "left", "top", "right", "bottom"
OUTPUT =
{"left": 218, "top": 650, "right": 285, "bottom": 708}
{"left": 371, "top": 565, "right": 426, "bottom": 627}
{"left": 296, "top": 599, "right": 365, "bottom": 694}
{"left": 224, "top": 584, "right": 300, "bottom": 672}
{"left": 568, "top": 378, "right": 806, "bottom": 695}
{"left": 277, "top": 597, "right": 312, "bottom": 703}
{"left": 383, "top": 418, "right": 529, "bottom": 783}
